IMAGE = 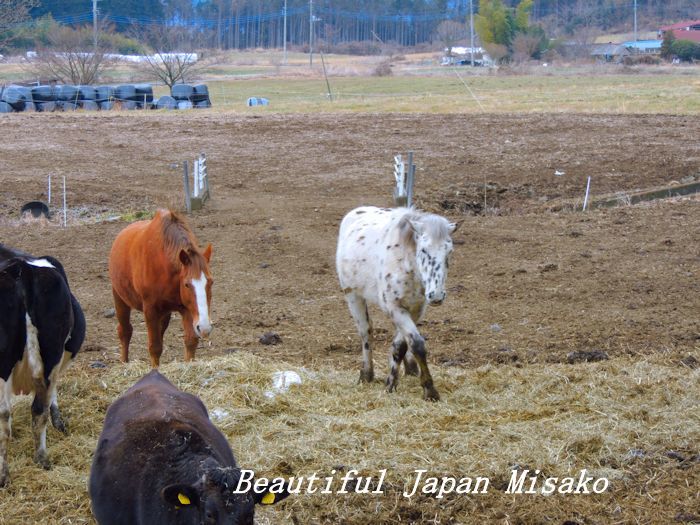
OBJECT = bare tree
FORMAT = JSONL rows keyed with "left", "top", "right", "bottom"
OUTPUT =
{"left": 33, "top": 24, "right": 110, "bottom": 84}
{"left": 136, "top": 25, "right": 202, "bottom": 88}
{"left": 512, "top": 33, "right": 542, "bottom": 63}
{"left": 483, "top": 42, "right": 509, "bottom": 64}
{"left": 0, "top": 0, "right": 39, "bottom": 50}
{"left": 568, "top": 25, "right": 600, "bottom": 59}
{"left": 435, "top": 20, "right": 466, "bottom": 57}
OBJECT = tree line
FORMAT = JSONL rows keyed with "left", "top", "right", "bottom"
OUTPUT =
{"left": 2, "top": 0, "right": 698, "bottom": 54}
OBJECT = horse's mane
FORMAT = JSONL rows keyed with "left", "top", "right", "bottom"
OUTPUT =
{"left": 157, "top": 210, "right": 207, "bottom": 271}
{"left": 405, "top": 209, "right": 452, "bottom": 241}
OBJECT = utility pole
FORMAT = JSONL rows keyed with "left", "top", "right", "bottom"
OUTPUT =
{"left": 469, "top": 0, "right": 474, "bottom": 66}
{"left": 92, "top": 0, "right": 99, "bottom": 49}
{"left": 283, "top": 0, "right": 288, "bottom": 64}
{"left": 309, "top": 0, "right": 313, "bottom": 67}
{"left": 633, "top": 0, "right": 638, "bottom": 42}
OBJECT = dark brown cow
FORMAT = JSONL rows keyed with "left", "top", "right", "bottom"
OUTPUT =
{"left": 89, "top": 370, "right": 289, "bottom": 525}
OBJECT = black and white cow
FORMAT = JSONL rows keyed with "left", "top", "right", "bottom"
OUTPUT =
{"left": 0, "top": 244, "right": 85, "bottom": 486}
{"left": 90, "top": 370, "right": 289, "bottom": 525}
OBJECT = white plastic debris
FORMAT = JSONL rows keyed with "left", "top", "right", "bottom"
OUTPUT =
{"left": 210, "top": 408, "right": 230, "bottom": 422}
{"left": 554, "top": 170, "right": 565, "bottom": 176}
{"left": 201, "top": 370, "right": 227, "bottom": 387}
{"left": 264, "top": 371, "right": 302, "bottom": 398}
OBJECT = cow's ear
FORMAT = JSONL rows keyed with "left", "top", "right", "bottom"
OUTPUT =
{"left": 162, "top": 484, "right": 200, "bottom": 508}
{"left": 202, "top": 243, "right": 212, "bottom": 263}
{"left": 252, "top": 479, "right": 290, "bottom": 506}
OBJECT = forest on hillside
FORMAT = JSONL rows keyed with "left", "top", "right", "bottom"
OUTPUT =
{"left": 3, "top": 0, "right": 699, "bottom": 51}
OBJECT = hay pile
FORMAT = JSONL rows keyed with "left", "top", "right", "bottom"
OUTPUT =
{"left": 1, "top": 350, "right": 698, "bottom": 524}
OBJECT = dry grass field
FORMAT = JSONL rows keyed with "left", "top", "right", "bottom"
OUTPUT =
{"left": 0, "top": 53, "right": 698, "bottom": 524}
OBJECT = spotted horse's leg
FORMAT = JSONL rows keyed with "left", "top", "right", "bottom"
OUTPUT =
{"left": 344, "top": 291, "right": 375, "bottom": 383}
{"left": 388, "top": 309, "right": 440, "bottom": 401}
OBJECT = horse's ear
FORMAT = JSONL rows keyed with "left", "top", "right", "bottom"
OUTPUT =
{"left": 449, "top": 221, "right": 463, "bottom": 234}
{"left": 398, "top": 216, "right": 416, "bottom": 246}
{"left": 179, "top": 249, "right": 191, "bottom": 266}
{"left": 202, "top": 243, "right": 212, "bottom": 263}
{"left": 408, "top": 218, "right": 423, "bottom": 236}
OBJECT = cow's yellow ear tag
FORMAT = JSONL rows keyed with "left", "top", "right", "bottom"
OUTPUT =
{"left": 178, "top": 493, "right": 191, "bottom": 505}
{"left": 261, "top": 492, "right": 275, "bottom": 505}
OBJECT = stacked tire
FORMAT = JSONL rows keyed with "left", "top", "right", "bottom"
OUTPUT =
{"left": 192, "top": 85, "right": 211, "bottom": 108}
{"left": 135, "top": 84, "right": 154, "bottom": 108}
{"left": 1, "top": 86, "right": 31, "bottom": 111}
{"left": 169, "top": 83, "right": 211, "bottom": 109}
{"left": 1, "top": 82, "right": 210, "bottom": 112}
{"left": 32, "top": 85, "right": 57, "bottom": 112}
{"left": 56, "top": 85, "right": 79, "bottom": 111}
{"left": 154, "top": 95, "right": 177, "bottom": 110}
{"left": 76, "top": 85, "right": 98, "bottom": 110}
{"left": 113, "top": 85, "right": 137, "bottom": 110}
{"left": 96, "top": 86, "right": 115, "bottom": 110}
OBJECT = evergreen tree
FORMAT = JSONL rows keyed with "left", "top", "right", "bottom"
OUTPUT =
{"left": 660, "top": 30, "right": 676, "bottom": 59}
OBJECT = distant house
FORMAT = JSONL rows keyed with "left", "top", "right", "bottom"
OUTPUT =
{"left": 590, "top": 43, "right": 630, "bottom": 62}
{"left": 659, "top": 20, "right": 700, "bottom": 43}
{"left": 441, "top": 46, "right": 493, "bottom": 67}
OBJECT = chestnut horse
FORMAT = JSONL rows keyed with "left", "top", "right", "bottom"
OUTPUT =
{"left": 109, "top": 209, "right": 213, "bottom": 367}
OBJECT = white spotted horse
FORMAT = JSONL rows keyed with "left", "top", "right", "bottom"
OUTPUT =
{"left": 336, "top": 206, "right": 459, "bottom": 401}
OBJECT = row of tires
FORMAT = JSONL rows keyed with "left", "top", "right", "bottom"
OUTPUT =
{"left": 0, "top": 83, "right": 212, "bottom": 113}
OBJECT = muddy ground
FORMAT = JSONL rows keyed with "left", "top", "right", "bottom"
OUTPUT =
{"left": 1, "top": 111, "right": 697, "bottom": 371}
{"left": 0, "top": 111, "right": 698, "bottom": 523}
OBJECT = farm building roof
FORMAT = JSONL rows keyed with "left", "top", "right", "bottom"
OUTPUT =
{"left": 669, "top": 30, "right": 700, "bottom": 43}
{"left": 590, "top": 43, "right": 630, "bottom": 57}
{"left": 659, "top": 20, "right": 700, "bottom": 31}
{"left": 622, "top": 40, "right": 662, "bottom": 51}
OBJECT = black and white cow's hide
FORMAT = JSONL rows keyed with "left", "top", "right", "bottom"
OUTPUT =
{"left": 0, "top": 244, "right": 85, "bottom": 486}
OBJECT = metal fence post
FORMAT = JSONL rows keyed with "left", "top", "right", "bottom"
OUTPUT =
{"left": 393, "top": 154, "right": 407, "bottom": 207}
{"left": 183, "top": 160, "right": 191, "bottom": 213}
{"left": 201, "top": 153, "right": 210, "bottom": 201}
{"left": 406, "top": 150, "right": 415, "bottom": 208}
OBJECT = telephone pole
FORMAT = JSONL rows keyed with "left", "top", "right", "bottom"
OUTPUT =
{"left": 469, "top": 0, "right": 474, "bottom": 66}
{"left": 283, "top": 0, "right": 288, "bottom": 64}
{"left": 309, "top": 0, "right": 314, "bottom": 67}
{"left": 92, "top": 0, "right": 99, "bottom": 48}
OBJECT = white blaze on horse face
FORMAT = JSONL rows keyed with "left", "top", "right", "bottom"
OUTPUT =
{"left": 416, "top": 235, "right": 453, "bottom": 306}
{"left": 191, "top": 272, "right": 212, "bottom": 338}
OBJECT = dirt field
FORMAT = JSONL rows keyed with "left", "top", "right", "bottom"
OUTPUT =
{"left": 0, "top": 110, "right": 698, "bottom": 524}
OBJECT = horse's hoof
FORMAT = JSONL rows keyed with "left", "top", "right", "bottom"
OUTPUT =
{"left": 423, "top": 388, "right": 440, "bottom": 402}
{"left": 0, "top": 464, "right": 9, "bottom": 487}
{"left": 34, "top": 451, "right": 51, "bottom": 470}
{"left": 50, "top": 405, "right": 67, "bottom": 434}
{"left": 359, "top": 369, "right": 374, "bottom": 383}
